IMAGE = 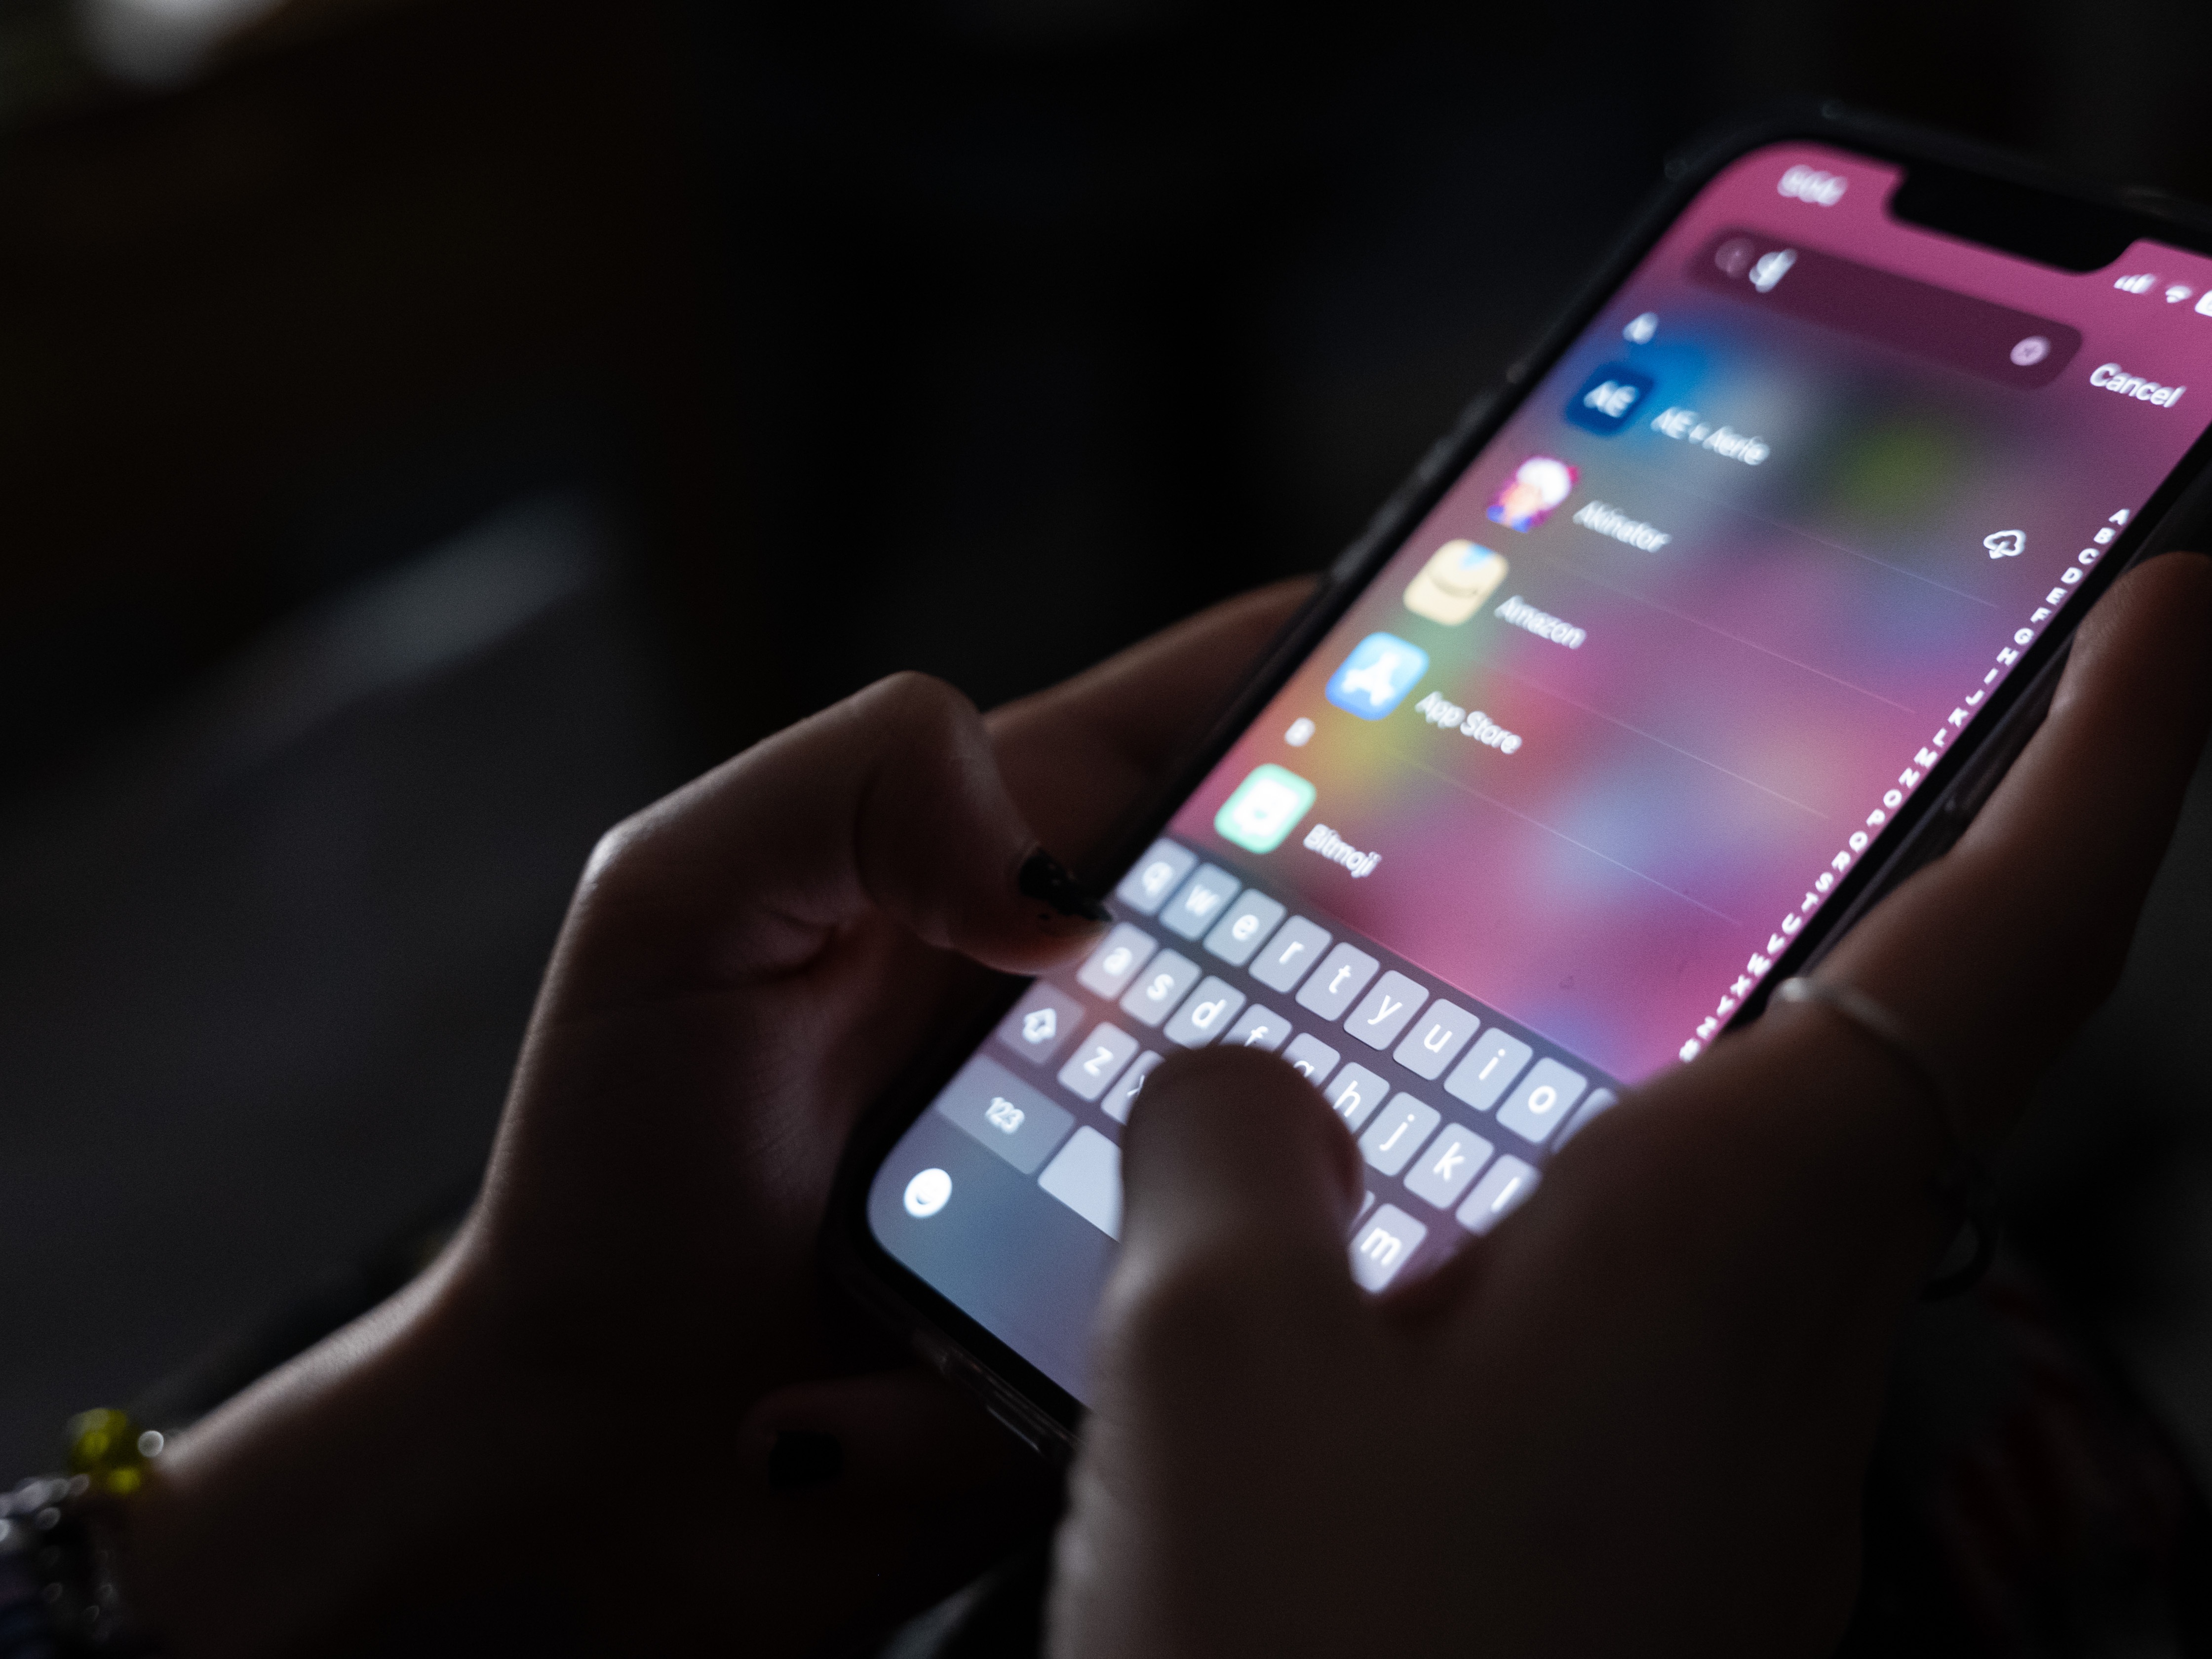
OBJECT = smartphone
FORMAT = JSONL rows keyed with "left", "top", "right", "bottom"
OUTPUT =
{"left": 831, "top": 108, "right": 2212, "bottom": 1454}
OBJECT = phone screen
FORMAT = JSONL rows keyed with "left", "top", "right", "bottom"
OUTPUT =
{"left": 865, "top": 140, "right": 2212, "bottom": 1405}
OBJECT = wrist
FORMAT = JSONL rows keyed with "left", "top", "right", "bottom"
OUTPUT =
{"left": 117, "top": 1246, "right": 516, "bottom": 1657}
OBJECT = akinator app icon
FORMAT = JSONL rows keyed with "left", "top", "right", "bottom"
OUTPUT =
{"left": 1486, "top": 455, "right": 1578, "bottom": 533}
{"left": 1325, "top": 632, "right": 1430, "bottom": 721}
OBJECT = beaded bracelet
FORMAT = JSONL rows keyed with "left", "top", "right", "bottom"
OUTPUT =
{"left": 0, "top": 1412, "right": 165, "bottom": 1658}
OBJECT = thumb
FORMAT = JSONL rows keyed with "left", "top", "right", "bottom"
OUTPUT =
{"left": 551, "top": 671, "right": 1108, "bottom": 1010}
{"left": 1090, "top": 1042, "right": 1368, "bottom": 1438}
{"left": 1056, "top": 1048, "right": 1372, "bottom": 1659}
{"left": 1111, "top": 1046, "right": 1364, "bottom": 1328}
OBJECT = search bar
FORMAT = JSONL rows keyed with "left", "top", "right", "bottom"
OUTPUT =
{"left": 1689, "top": 230, "right": 2082, "bottom": 389}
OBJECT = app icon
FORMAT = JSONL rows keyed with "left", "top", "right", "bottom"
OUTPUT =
{"left": 1325, "top": 632, "right": 1430, "bottom": 720}
{"left": 1564, "top": 364, "right": 1657, "bottom": 435}
{"left": 1403, "top": 540, "right": 1509, "bottom": 625}
{"left": 1486, "top": 456, "right": 1577, "bottom": 533}
{"left": 1214, "top": 764, "right": 1317, "bottom": 854}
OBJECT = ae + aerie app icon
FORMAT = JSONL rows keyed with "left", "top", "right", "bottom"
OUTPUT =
{"left": 1325, "top": 632, "right": 1429, "bottom": 720}
{"left": 1563, "top": 362, "right": 1657, "bottom": 435}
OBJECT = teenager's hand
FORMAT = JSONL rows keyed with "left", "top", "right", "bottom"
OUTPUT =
{"left": 125, "top": 581, "right": 1313, "bottom": 1657}
{"left": 1052, "top": 551, "right": 2212, "bottom": 1659}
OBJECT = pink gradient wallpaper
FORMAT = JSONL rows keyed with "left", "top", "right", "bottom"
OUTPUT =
{"left": 1169, "top": 142, "right": 2212, "bottom": 1081}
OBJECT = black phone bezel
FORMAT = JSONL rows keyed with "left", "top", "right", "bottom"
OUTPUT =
{"left": 825, "top": 101, "right": 2212, "bottom": 1453}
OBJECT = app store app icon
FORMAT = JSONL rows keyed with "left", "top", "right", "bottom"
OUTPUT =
{"left": 1214, "top": 764, "right": 1316, "bottom": 854}
{"left": 1325, "top": 632, "right": 1429, "bottom": 720}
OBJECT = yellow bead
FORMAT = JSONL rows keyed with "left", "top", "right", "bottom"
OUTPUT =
{"left": 65, "top": 1408, "right": 150, "bottom": 1496}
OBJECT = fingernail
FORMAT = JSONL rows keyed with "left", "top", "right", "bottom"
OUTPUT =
{"left": 768, "top": 1429, "right": 845, "bottom": 1492}
{"left": 1018, "top": 848, "right": 1111, "bottom": 935}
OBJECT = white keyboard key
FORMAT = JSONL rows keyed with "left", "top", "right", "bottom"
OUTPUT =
{"left": 1160, "top": 864, "right": 1241, "bottom": 940}
{"left": 1344, "top": 970, "right": 1429, "bottom": 1051}
{"left": 1101, "top": 1050, "right": 1163, "bottom": 1124}
{"left": 1077, "top": 924, "right": 1158, "bottom": 999}
{"left": 1296, "top": 943, "right": 1379, "bottom": 1020}
{"left": 1164, "top": 977, "right": 1247, "bottom": 1047}
{"left": 1251, "top": 916, "right": 1332, "bottom": 994}
{"left": 1358, "top": 1093, "right": 1440, "bottom": 1176}
{"left": 1324, "top": 1063, "right": 1390, "bottom": 1131}
{"left": 1457, "top": 1156, "right": 1540, "bottom": 1235}
{"left": 1115, "top": 841, "right": 1195, "bottom": 916}
{"left": 1350, "top": 1204, "right": 1428, "bottom": 1290}
{"left": 1223, "top": 1004, "right": 1291, "bottom": 1052}
{"left": 994, "top": 982, "right": 1085, "bottom": 1068}
{"left": 1394, "top": 999, "right": 1479, "bottom": 1079}
{"left": 1497, "top": 1058, "right": 1589, "bottom": 1146}
{"left": 1403, "top": 1122, "right": 1495, "bottom": 1209}
{"left": 1203, "top": 890, "right": 1287, "bottom": 965}
{"left": 1039, "top": 1126, "right": 1123, "bottom": 1239}
{"left": 1057, "top": 1022, "right": 1140, "bottom": 1101}
{"left": 1444, "top": 1031, "right": 1533, "bottom": 1112}
{"left": 1282, "top": 1033, "right": 1341, "bottom": 1087}
{"left": 1120, "top": 950, "right": 1200, "bottom": 1028}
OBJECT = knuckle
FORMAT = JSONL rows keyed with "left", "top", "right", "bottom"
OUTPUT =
{"left": 574, "top": 803, "right": 669, "bottom": 912}
{"left": 851, "top": 671, "right": 977, "bottom": 748}
{"left": 580, "top": 815, "right": 644, "bottom": 893}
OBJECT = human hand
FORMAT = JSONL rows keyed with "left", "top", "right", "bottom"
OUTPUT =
{"left": 124, "top": 579, "right": 1313, "bottom": 1656}
{"left": 1051, "top": 552, "right": 2212, "bottom": 1659}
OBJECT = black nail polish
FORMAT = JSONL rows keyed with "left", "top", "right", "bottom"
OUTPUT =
{"left": 1018, "top": 849, "right": 1111, "bottom": 928}
{"left": 768, "top": 1429, "right": 845, "bottom": 1492}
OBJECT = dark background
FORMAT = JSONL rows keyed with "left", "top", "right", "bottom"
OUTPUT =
{"left": 3, "top": 0, "right": 2212, "bottom": 1643}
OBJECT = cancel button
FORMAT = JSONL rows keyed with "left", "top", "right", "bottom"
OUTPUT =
{"left": 2090, "top": 361, "right": 2187, "bottom": 407}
